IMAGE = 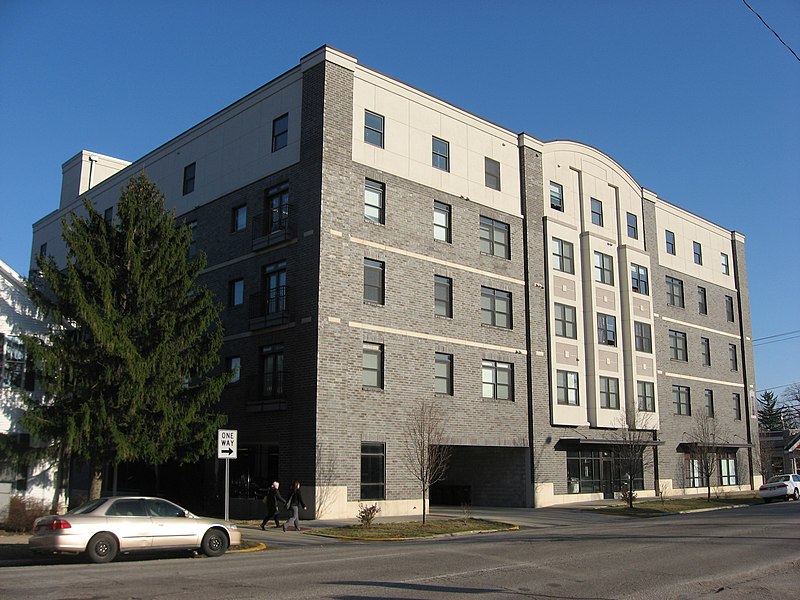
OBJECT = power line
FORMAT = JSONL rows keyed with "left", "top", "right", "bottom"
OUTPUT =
{"left": 753, "top": 333, "right": 800, "bottom": 347}
{"left": 756, "top": 382, "right": 800, "bottom": 394}
{"left": 753, "top": 329, "right": 800, "bottom": 343}
{"left": 742, "top": 0, "right": 800, "bottom": 63}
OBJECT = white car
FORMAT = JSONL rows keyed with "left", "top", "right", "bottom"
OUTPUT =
{"left": 29, "top": 496, "right": 241, "bottom": 563}
{"left": 758, "top": 474, "right": 800, "bottom": 503}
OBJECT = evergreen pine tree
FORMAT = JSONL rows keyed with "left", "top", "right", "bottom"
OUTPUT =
{"left": 23, "top": 174, "right": 228, "bottom": 500}
{"left": 758, "top": 390, "right": 784, "bottom": 431}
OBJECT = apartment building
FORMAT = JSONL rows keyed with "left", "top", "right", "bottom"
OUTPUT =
{"left": 29, "top": 46, "right": 757, "bottom": 516}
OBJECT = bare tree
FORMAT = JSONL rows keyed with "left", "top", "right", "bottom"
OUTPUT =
{"left": 606, "top": 414, "right": 657, "bottom": 508}
{"left": 781, "top": 384, "right": 800, "bottom": 428}
{"left": 401, "top": 399, "right": 451, "bottom": 524}
{"left": 314, "top": 443, "right": 338, "bottom": 519}
{"left": 684, "top": 414, "right": 729, "bottom": 501}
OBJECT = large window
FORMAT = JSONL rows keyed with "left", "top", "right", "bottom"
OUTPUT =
{"left": 673, "top": 385, "right": 691, "bottom": 416}
{"left": 182, "top": 162, "right": 196, "bottom": 195}
{"left": 266, "top": 183, "right": 290, "bottom": 234}
{"left": 594, "top": 252, "right": 614, "bottom": 285}
{"left": 590, "top": 198, "right": 604, "bottom": 226}
{"left": 260, "top": 345, "right": 285, "bottom": 399}
{"left": 434, "top": 275, "right": 452, "bottom": 318}
{"left": 433, "top": 201, "right": 451, "bottom": 242}
{"left": 362, "top": 343, "right": 384, "bottom": 388}
{"left": 720, "top": 452, "right": 738, "bottom": 485}
{"left": 566, "top": 449, "right": 643, "bottom": 494}
{"left": 479, "top": 216, "right": 510, "bottom": 259}
{"left": 686, "top": 456, "right": 706, "bottom": 488}
{"left": 554, "top": 303, "right": 577, "bottom": 339}
{"left": 638, "top": 381, "right": 655, "bottom": 412}
{"left": 432, "top": 137, "right": 450, "bottom": 171}
{"left": 272, "top": 113, "right": 288, "bottom": 151}
{"left": 482, "top": 360, "right": 513, "bottom": 400}
{"left": 634, "top": 321, "right": 652, "bottom": 353}
{"left": 435, "top": 353, "right": 453, "bottom": 396}
{"left": 361, "top": 443, "right": 385, "bottom": 500}
{"left": 631, "top": 264, "right": 649, "bottom": 295}
{"left": 557, "top": 370, "right": 579, "bottom": 406}
{"left": 1, "top": 335, "right": 26, "bottom": 389}
{"left": 552, "top": 237, "right": 574, "bottom": 274}
{"left": 597, "top": 313, "right": 617, "bottom": 346}
{"left": 364, "top": 179, "right": 385, "bottom": 224}
{"left": 599, "top": 376, "right": 620, "bottom": 409}
{"left": 666, "top": 276, "right": 685, "bottom": 307}
{"left": 481, "top": 287, "right": 512, "bottom": 328}
{"left": 484, "top": 157, "right": 501, "bottom": 190}
{"left": 264, "top": 263, "right": 287, "bottom": 315}
{"left": 669, "top": 330, "right": 688, "bottom": 361}
{"left": 363, "top": 258, "right": 385, "bottom": 304}
{"left": 550, "top": 181, "right": 564, "bottom": 211}
{"left": 364, "top": 110, "right": 384, "bottom": 147}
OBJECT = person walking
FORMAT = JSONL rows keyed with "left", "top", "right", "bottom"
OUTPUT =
{"left": 282, "top": 480, "right": 307, "bottom": 532}
{"left": 260, "top": 481, "right": 286, "bottom": 530}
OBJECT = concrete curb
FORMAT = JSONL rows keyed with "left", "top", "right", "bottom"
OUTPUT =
{"left": 231, "top": 542, "right": 266, "bottom": 553}
{"left": 304, "top": 523, "right": 519, "bottom": 541}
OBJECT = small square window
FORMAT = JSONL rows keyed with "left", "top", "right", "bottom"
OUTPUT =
{"left": 556, "top": 370, "right": 579, "bottom": 405}
{"left": 232, "top": 205, "right": 247, "bottom": 232}
{"left": 591, "top": 198, "right": 603, "bottom": 227}
{"left": 481, "top": 287, "right": 512, "bottom": 329}
{"left": 638, "top": 381, "right": 655, "bottom": 412}
{"left": 554, "top": 303, "right": 577, "bottom": 339}
{"left": 673, "top": 385, "right": 691, "bottom": 415}
{"left": 631, "top": 264, "right": 649, "bottom": 295}
{"left": 550, "top": 182, "right": 564, "bottom": 211}
{"left": 183, "top": 162, "right": 196, "bottom": 196}
{"left": 669, "top": 330, "right": 688, "bottom": 361}
{"left": 599, "top": 377, "right": 620, "bottom": 409}
{"left": 432, "top": 137, "right": 449, "bottom": 172}
{"left": 272, "top": 114, "right": 289, "bottom": 151}
{"left": 552, "top": 238, "right": 574, "bottom": 274}
{"left": 364, "top": 110, "right": 384, "bottom": 147}
{"left": 363, "top": 258, "right": 385, "bottom": 305}
{"left": 635, "top": 322, "right": 652, "bottom": 353}
{"left": 480, "top": 216, "right": 510, "bottom": 259}
{"left": 482, "top": 360, "right": 514, "bottom": 400}
{"left": 597, "top": 313, "right": 617, "bottom": 346}
{"left": 594, "top": 252, "right": 614, "bottom": 285}
{"left": 666, "top": 276, "right": 685, "bottom": 308}
{"left": 485, "top": 157, "right": 500, "bottom": 191}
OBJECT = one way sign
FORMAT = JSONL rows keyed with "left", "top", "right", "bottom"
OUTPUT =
{"left": 217, "top": 429, "right": 238, "bottom": 460}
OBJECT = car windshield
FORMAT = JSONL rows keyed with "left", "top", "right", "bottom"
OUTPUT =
{"left": 768, "top": 475, "right": 789, "bottom": 483}
{"left": 66, "top": 498, "right": 108, "bottom": 515}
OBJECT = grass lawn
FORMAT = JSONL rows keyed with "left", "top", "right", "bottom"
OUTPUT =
{"left": 309, "top": 518, "right": 511, "bottom": 539}
{"left": 594, "top": 494, "right": 764, "bottom": 517}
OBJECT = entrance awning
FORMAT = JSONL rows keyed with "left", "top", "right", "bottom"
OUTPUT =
{"left": 676, "top": 442, "right": 752, "bottom": 453}
{"left": 555, "top": 437, "right": 664, "bottom": 450}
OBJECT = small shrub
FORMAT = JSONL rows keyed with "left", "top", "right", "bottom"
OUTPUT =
{"left": 3, "top": 496, "right": 50, "bottom": 533}
{"left": 460, "top": 502, "right": 472, "bottom": 525}
{"left": 620, "top": 488, "right": 637, "bottom": 507}
{"left": 356, "top": 502, "right": 381, "bottom": 528}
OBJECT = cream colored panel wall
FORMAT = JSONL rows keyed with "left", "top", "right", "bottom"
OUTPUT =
{"left": 352, "top": 74, "right": 521, "bottom": 217}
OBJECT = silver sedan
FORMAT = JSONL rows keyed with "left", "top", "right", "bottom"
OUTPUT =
{"left": 29, "top": 496, "right": 241, "bottom": 563}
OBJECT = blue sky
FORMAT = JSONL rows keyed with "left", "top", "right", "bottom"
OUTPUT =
{"left": 1, "top": 1, "right": 798, "bottom": 399}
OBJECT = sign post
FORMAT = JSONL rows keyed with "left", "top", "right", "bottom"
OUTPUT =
{"left": 217, "top": 429, "right": 238, "bottom": 521}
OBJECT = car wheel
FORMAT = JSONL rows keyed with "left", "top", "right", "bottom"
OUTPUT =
{"left": 793, "top": 489, "right": 800, "bottom": 501}
{"left": 86, "top": 532, "right": 118, "bottom": 564}
{"left": 201, "top": 528, "right": 229, "bottom": 557}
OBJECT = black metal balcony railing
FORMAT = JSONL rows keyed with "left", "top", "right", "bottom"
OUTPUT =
{"left": 252, "top": 207, "right": 293, "bottom": 250}
{"left": 248, "top": 286, "right": 291, "bottom": 330}
{"left": 243, "top": 373, "right": 289, "bottom": 412}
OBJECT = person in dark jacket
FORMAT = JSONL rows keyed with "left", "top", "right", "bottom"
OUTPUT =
{"left": 282, "top": 480, "right": 307, "bottom": 532}
{"left": 260, "top": 482, "right": 286, "bottom": 530}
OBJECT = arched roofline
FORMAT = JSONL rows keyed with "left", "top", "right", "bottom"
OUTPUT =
{"left": 542, "top": 139, "right": 642, "bottom": 193}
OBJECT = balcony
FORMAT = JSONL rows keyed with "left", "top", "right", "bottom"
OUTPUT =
{"left": 252, "top": 207, "right": 293, "bottom": 251}
{"left": 244, "top": 372, "right": 289, "bottom": 412}
{"left": 248, "top": 286, "right": 291, "bottom": 330}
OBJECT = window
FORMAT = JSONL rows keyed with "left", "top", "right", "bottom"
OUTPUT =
{"left": 693, "top": 241, "right": 703, "bottom": 265}
{"left": 434, "top": 275, "right": 452, "bottom": 317}
{"left": 432, "top": 137, "right": 449, "bottom": 171}
{"left": 361, "top": 443, "right": 385, "bottom": 500}
{"left": 634, "top": 321, "right": 652, "bottom": 353}
{"left": 701, "top": 337, "right": 711, "bottom": 366}
{"left": 733, "top": 393, "right": 742, "bottom": 420}
{"left": 182, "top": 162, "right": 196, "bottom": 195}
{"left": 363, "top": 258, "right": 385, "bottom": 304}
{"left": 266, "top": 183, "right": 289, "bottom": 233}
{"left": 631, "top": 264, "right": 649, "bottom": 295}
{"left": 666, "top": 276, "right": 684, "bottom": 308}
{"left": 552, "top": 238, "right": 575, "bottom": 274}
{"left": 721, "top": 253, "right": 730, "bottom": 275}
{"left": 597, "top": 313, "right": 617, "bottom": 346}
{"left": 627, "top": 213, "right": 638, "bottom": 239}
{"left": 665, "top": 230, "right": 676, "bottom": 255}
{"left": 720, "top": 452, "right": 738, "bottom": 485}
{"left": 364, "top": 179, "right": 385, "bottom": 224}
{"left": 729, "top": 344, "right": 738, "bottom": 371}
{"left": 600, "top": 377, "right": 620, "bottom": 409}
{"left": 232, "top": 205, "right": 247, "bottom": 232}
{"left": 567, "top": 449, "right": 643, "bottom": 494}
{"left": 698, "top": 286, "right": 708, "bottom": 315}
{"left": 482, "top": 360, "right": 513, "bottom": 400}
{"left": 1, "top": 335, "right": 26, "bottom": 389}
{"left": 187, "top": 220, "right": 197, "bottom": 258}
{"left": 260, "top": 346, "right": 284, "bottom": 398}
{"left": 362, "top": 343, "right": 384, "bottom": 388}
{"left": 435, "top": 353, "right": 453, "bottom": 395}
{"left": 594, "top": 252, "right": 614, "bottom": 285}
{"left": 104, "top": 207, "right": 113, "bottom": 224}
{"left": 481, "top": 287, "right": 512, "bottom": 328}
{"left": 556, "top": 370, "right": 579, "bottom": 405}
{"left": 705, "top": 389, "right": 715, "bottom": 417}
{"left": 484, "top": 157, "right": 501, "bottom": 190}
{"left": 686, "top": 456, "right": 706, "bottom": 488}
{"left": 479, "top": 216, "right": 510, "bottom": 259}
{"left": 550, "top": 181, "right": 564, "bottom": 211}
{"left": 229, "top": 279, "right": 244, "bottom": 307}
{"left": 725, "top": 295, "right": 735, "bottom": 322}
{"left": 669, "top": 330, "right": 688, "bottom": 361}
{"left": 433, "top": 201, "right": 451, "bottom": 242}
{"left": 227, "top": 357, "right": 241, "bottom": 384}
{"left": 39, "top": 243, "right": 47, "bottom": 258}
{"left": 554, "top": 303, "right": 577, "bottom": 339}
{"left": 264, "top": 263, "right": 287, "bottom": 315}
{"left": 272, "top": 113, "right": 288, "bottom": 151}
{"left": 590, "top": 198, "right": 603, "bottom": 226}
{"left": 364, "top": 110, "right": 384, "bottom": 147}
{"left": 673, "top": 385, "right": 691, "bottom": 416}
{"left": 638, "top": 381, "right": 655, "bottom": 412}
